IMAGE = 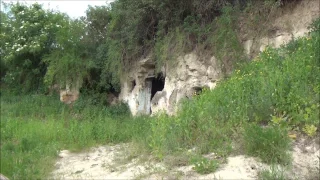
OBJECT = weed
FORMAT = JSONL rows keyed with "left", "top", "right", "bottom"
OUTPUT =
{"left": 258, "top": 166, "right": 286, "bottom": 180}
{"left": 303, "top": 124, "right": 318, "bottom": 137}
{"left": 190, "top": 155, "right": 219, "bottom": 174}
{"left": 163, "top": 151, "right": 191, "bottom": 168}
{"left": 243, "top": 124, "right": 291, "bottom": 165}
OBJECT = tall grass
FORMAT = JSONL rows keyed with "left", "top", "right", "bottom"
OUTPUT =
{"left": 0, "top": 93, "right": 150, "bottom": 179}
{"left": 244, "top": 124, "right": 291, "bottom": 165}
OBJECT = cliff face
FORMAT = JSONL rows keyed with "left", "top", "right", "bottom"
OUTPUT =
{"left": 119, "top": 0, "right": 319, "bottom": 116}
{"left": 242, "top": 0, "right": 320, "bottom": 58}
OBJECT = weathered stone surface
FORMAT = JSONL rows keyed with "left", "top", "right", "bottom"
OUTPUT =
{"left": 151, "top": 91, "right": 167, "bottom": 114}
{"left": 119, "top": 56, "right": 155, "bottom": 116}
{"left": 120, "top": 0, "right": 319, "bottom": 116}
{"left": 119, "top": 53, "right": 222, "bottom": 115}
{"left": 243, "top": 0, "right": 319, "bottom": 56}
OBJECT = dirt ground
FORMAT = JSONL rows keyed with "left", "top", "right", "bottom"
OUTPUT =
{"left": 51, "top": 137, "right": 319, "bottom": 180}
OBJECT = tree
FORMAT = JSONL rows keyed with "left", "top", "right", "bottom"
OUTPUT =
{"left": 0, "top": 10, "right": 9, "bottom": 79}
{"left": 43, "top": 18, "right": 92, "bottom": 91}
{"left": 1, "top": 2, "right": 67, "bottom": 92}
{"left": 81, "top": 5, "right": 117, "bottom": 92}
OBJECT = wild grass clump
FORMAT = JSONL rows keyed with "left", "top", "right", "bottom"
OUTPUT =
{"left": 190, "top": 155, "right": 220, "bottom": 174}
{"left": 258, "top": 166, "right": 286, "bottom": 180}
{"left": 243, "top": 124, "right": 291, "bottom": 165}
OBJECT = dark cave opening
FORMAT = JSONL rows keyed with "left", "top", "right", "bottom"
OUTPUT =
{"left": 192, "top": 86, "right": 203, "bottom": 96}
{"left": 131, "top": 80, "right": 136, "bottom": 92}
{"left": 151, "top": 73, "right": 165, "bottom": 100}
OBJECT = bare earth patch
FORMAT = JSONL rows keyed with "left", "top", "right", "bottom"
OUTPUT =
{"left": 51, "top": 139, "right": 319, "bottom": 180}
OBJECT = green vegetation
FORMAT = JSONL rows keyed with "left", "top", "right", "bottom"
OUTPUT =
{"left": 145, "top": 19, "right": 319, "bottom": 162}
{"left": 0, "top": 3, "right": 67, "bottom": 92}
{"left": 190, "top": 155, "right": 220, "bottom": 174}
{"left": 243, "top": 125, "right": 291, "bottom": 165}
{"left": 0, "top": 93, "right": 151, "bottom": 179}
{"left": 1, "top": 0, "right": 283, "bottom": 93}
{"left": 258, "top": 166, "right": 286, "bottom": 180}
{"left": 1, "top": 0, "right": 319, "bottom": 179}
{"left": 2, "top": 26, "right": 319, "bottom": 178}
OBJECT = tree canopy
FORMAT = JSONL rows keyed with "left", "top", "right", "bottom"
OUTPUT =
{"left": 1, "top": 0, "right": 281, "bottom": 94}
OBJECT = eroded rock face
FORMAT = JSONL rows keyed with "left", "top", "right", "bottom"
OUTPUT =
{"left": 120, "top": 0, "right": 319, "bottom": 116}
{"left": 243, "top": 0, "right": 319, "bottom": 57}
{"left": 119, "top": 53, "right": 222, "bottom": 115}
{"left": 119, "top": 57, "right": 156, "bottom": 115}
{"left": 151, "top": 91, "right": 167, "bottom": 114}
{"left": 156, "top": 53, "right": 221, "bottom": 115}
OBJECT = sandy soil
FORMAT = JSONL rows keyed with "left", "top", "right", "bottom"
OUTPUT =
{"left": 51, "top": 137, "right": 319, "bottom": 180}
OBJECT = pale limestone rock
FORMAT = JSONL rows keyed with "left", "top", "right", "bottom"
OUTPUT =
{"left": 119, "top": 52, "right": 222, "bottom": 115}
{"left": 243, "top": 40, "right": 253, "bottom": 55}
{"left": 151, "top": 91, "right": 167, "bottom": 114}
{"left": 243, "top": 0, "right": 319, "bottom": 55}
{"left": 119, "top": 56, "right": 155, "bottom": 116}
{"left": 120, "top": 0, "right": 319, "bottom": 116}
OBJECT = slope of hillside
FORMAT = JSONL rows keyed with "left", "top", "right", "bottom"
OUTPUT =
{"left": 0, "top": 1, "right": 319, "bottom": 179}
{"left": 51, "top": 18, "right": 320, "bottom": 179}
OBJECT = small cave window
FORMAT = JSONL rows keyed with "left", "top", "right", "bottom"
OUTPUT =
{"left": 151, "top": 73, "right": 165, "bottom": 100}
{"left": 192, "top": 87, "right": 203, "bottom": 96}
{"left": 130, "top": 80, "right": 136, "bottom": 92}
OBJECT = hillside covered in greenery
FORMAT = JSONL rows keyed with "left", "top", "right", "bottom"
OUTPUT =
{"left": 1, "top": 0, "right": 291, "bottom": 94}
{"left": 0, "top": 0, "right": 319, "bottom": 179}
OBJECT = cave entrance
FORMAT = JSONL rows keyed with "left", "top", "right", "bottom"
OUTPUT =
{"left": 137, "top": 73, "right": 165, "bottom": 115}
{"left": 151, "top": 73, "right": 165, "bottom": 100}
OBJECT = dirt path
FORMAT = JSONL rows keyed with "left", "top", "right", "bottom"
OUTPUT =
{"left": 51, "top": 139, "right": 319, "bottom": 180}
